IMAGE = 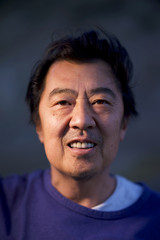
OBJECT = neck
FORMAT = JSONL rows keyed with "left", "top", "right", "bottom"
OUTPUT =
{"left": 50, "top": 167, "right": 116, "bottom": 208}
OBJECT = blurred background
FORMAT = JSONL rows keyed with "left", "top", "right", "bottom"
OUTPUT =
{"left": 0, "top": 0, "right": 160, "bottom": 191}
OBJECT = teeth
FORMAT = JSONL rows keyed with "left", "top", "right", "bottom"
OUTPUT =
{"left": 70, "top": 142, "right": 94, "bottom": 149}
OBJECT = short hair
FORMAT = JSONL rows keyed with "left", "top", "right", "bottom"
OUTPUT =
{"left": 26, "top": 29, "right": 138, "bottom": 125}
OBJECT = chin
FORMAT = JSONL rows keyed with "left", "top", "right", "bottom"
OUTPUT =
{"left": 68, "top": 168, "right": 98, "bottom": 182}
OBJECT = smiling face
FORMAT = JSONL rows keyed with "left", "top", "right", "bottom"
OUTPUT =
{"left": 36, "top": 60, "right": 128, "bottom": 181}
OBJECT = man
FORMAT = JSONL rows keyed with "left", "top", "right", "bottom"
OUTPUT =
{"left": 0, "top": 29, "right": 160, "bottom": 239}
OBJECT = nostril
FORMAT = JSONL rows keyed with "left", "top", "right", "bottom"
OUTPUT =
{"left": 72, "top": 126, "right": 79, "bottom": 129}
{"left": 69, "top": 102, "right": 96, "bottom": 129}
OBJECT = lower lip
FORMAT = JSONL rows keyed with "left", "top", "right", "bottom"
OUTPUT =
{"left": 67, "top": 145, "right": 97, "bottom": 156}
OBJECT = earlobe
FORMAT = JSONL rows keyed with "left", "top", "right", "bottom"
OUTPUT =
{"left": 120, "top": 117, "right": 129, "bottom": 141}
{"left": 36, "top": 124, "right": 44, "bottom": 143}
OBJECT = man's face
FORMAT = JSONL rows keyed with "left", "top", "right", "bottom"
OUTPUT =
{"left": 37, "top": 60, "right": 128, "bottom": 180}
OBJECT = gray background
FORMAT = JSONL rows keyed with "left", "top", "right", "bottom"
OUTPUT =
{"left": 0, "top": 0, "right": 160, "bottom": 191}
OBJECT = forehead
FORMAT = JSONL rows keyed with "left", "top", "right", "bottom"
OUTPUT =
{"left": 44, "top": 60, "right": 120, "bottom": 95}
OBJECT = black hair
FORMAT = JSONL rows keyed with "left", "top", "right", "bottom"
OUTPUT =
{"left": 26, "top": 29, "right": 138, "bottom": 125}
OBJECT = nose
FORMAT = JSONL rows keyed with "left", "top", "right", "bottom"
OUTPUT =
{"left": 69, "top": 99, "right": 96, "bottom": 130}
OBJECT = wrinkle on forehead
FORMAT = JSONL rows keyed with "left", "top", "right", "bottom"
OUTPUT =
{"left": 47, "top": 60, "right": 116, "bottom": 83}
{"left": 48, "top": 87, "right": 117, "bottom": 102}
{"left": 44, "top": 60, "right": 121, "bottom": 102}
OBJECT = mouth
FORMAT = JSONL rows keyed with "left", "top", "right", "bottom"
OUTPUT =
{"left": 68, "top": 141, "right": 96, "bottom": 149}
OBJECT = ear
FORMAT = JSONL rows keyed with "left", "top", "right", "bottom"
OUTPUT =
{"left": 120, "top": 116, "right": 129, "bottom": 141}
{"left": 36, "top": 123, "right": 44, "bottom": 143}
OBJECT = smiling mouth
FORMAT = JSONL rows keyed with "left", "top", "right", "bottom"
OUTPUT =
{"left": 68, "top": 142, "right": 96, "bottom": 149}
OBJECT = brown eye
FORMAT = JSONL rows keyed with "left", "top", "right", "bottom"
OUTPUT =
{"left": 92, "top": 99, "right": 108, "bottom": 105}
{"left": 57, "top": 100, "right": 71, "bottom": 106}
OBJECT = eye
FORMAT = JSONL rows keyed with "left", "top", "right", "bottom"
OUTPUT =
{"left": 57, "top": 100, "right": 71, "bottom": 106}
{"left": 92, "top": 99, "right": 109, "bottom": 105}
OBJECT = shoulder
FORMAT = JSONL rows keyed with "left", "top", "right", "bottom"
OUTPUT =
{"left": 0, "top": 169, "right": 47, "bottom": 208}
{"left": 0, "top": 170, "right": 49, "bottom": 237}
{"left": 141, "top": 183, "right": 160, "bottom": 204}
{"left": 136, "top": 183, "right": 160, "bottom": 221}
{"left": 0, "top": 169, "right": 45, "bottom": 189}
{"left": 136, "top": 184, "right": 160, "bottom": 238}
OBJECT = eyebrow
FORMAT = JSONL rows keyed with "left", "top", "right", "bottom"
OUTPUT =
{"left": 48, "top": 87, "right": 116, "bottom": 100}
{"left": 48, "top": 88, "right": 77, "bottom": 100}
{"left": 88, "top": 87, "right": 116, "bottom": 99}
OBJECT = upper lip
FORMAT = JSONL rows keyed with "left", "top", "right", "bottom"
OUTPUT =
{"left": 67, "top": 137, "right": 97, "bottom": 146}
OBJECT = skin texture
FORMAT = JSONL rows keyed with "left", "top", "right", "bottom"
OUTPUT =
{"left": 36, "top": 60, "right": 128, "bottom": 207}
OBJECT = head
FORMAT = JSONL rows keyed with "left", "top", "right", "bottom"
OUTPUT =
{"left": 26, "top": 29, "right": 138, "bottom": 181}
{"left": 26, "top": 29, "right": 138, "bottom": 126}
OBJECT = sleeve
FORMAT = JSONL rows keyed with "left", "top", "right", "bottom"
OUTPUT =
{"left": 0, "top": 178, "right": 11, "bottom": 237}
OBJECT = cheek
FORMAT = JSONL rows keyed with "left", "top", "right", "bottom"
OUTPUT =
{"left": 101, "top": 124, "right": 121, "bottom": 167}
{"left": 41, "top": 115, "right": 70, "bottom": 160}
{"left": 49, "top": 110, "right": 71, "bottom": 136}
{"left": 43, "top": 131, "right": 64, "bottom": 167}
{"left": 41, "top": 112, "right": 68, "bottom": 138}
{"left": 101, "top": 116, "right": 123, "bottom": 147}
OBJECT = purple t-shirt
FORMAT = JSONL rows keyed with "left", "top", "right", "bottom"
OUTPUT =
{"left": 0, "top": 169, "right": 160, "bottom": 240}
